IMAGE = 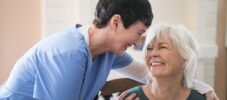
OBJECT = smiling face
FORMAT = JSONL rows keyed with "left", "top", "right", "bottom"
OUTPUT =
{"left": 111, "top": 21, "right": 147, "bottom": 56}
{"left": 145, "top": 35, "right": 185, "bottom": 77}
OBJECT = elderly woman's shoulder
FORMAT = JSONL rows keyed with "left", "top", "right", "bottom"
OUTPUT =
{"left": 187, "top": 89, "right": 206, "bottom": 100}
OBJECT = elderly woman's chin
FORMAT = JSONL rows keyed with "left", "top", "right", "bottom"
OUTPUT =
{"left": 149, "top": 68, "right": 168, "bottom": 77}
{"left": 150, "top": 67, "right": 178, "bottom": 78}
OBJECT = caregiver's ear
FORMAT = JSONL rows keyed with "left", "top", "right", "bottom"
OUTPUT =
{"left": 110, "top": 14, "right": 121, "bottom": 31}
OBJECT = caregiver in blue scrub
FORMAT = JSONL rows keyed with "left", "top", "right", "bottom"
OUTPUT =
{"left": 0, "top": 0, "right": 219, "bottom": 99}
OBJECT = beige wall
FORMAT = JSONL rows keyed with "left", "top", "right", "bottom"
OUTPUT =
{"left": 0, "top": 0, "right": 42, "bottom": 83}
{"left": 150, "top": 0, "right": 188, "bottom": 25}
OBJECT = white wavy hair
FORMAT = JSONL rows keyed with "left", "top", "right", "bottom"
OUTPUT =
{"left": 143, "top": 23, "right": 200, "bottom": 88}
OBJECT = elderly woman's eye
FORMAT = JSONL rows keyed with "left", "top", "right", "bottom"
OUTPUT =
{"left": 161, "top": 46, "right": 166, "bottom": 48}
{"left": 160, "top": 46, "right": 167, "bottom": 49}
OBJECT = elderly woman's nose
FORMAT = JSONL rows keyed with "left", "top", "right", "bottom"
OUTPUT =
{"left": 152, "top": 49, "right": 158, "bottom": 56}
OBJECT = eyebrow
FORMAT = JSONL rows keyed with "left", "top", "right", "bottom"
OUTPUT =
{"left": 159, "top": 43, "right": 168, "bottom": 45}
{"left": 147, "top": 41, "right": 168, "bottom": 48}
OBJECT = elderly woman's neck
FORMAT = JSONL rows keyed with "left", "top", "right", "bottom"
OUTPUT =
{"left": 149, "top": 76, "right": 188, "bottom": 100}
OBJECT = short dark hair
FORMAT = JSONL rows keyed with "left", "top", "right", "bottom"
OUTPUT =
{"left": 93, "top": 0, "right": 153, "bottom": 29}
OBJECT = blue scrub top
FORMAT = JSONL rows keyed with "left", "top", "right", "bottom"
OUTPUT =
{"left": 0, "top": 24, "right": 133, "bottom": 100}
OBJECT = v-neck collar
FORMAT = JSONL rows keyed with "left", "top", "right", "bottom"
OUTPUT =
{"left": 76, "top": 24, "right": 89, "bottom": 45}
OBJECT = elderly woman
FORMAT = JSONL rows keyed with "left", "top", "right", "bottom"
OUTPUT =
{"left": 120, "top": 23, "right": 206, "bottom": 100}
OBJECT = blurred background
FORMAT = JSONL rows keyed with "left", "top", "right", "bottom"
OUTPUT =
{"left": 0, "top": 0, "right": 226, "bottom": 99}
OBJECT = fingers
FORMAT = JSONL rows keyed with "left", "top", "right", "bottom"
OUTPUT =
{"left": 124, "top": 93, "right": 137, "bottom": 100}
{"left": 205, "top": 90, "right": 220, "bottom": 100}
{"left": 119, "top": 91, "right": 128, "bottom": 100}
{"left": 119, "top": 91, "right": 138, "bottom": 100}
{"left": 134, "top": 97, "right": 140, "bottom": 100}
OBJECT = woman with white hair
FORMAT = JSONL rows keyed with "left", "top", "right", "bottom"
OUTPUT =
{"left": 120, "top": 23, "right": 206, "bottom": 100}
